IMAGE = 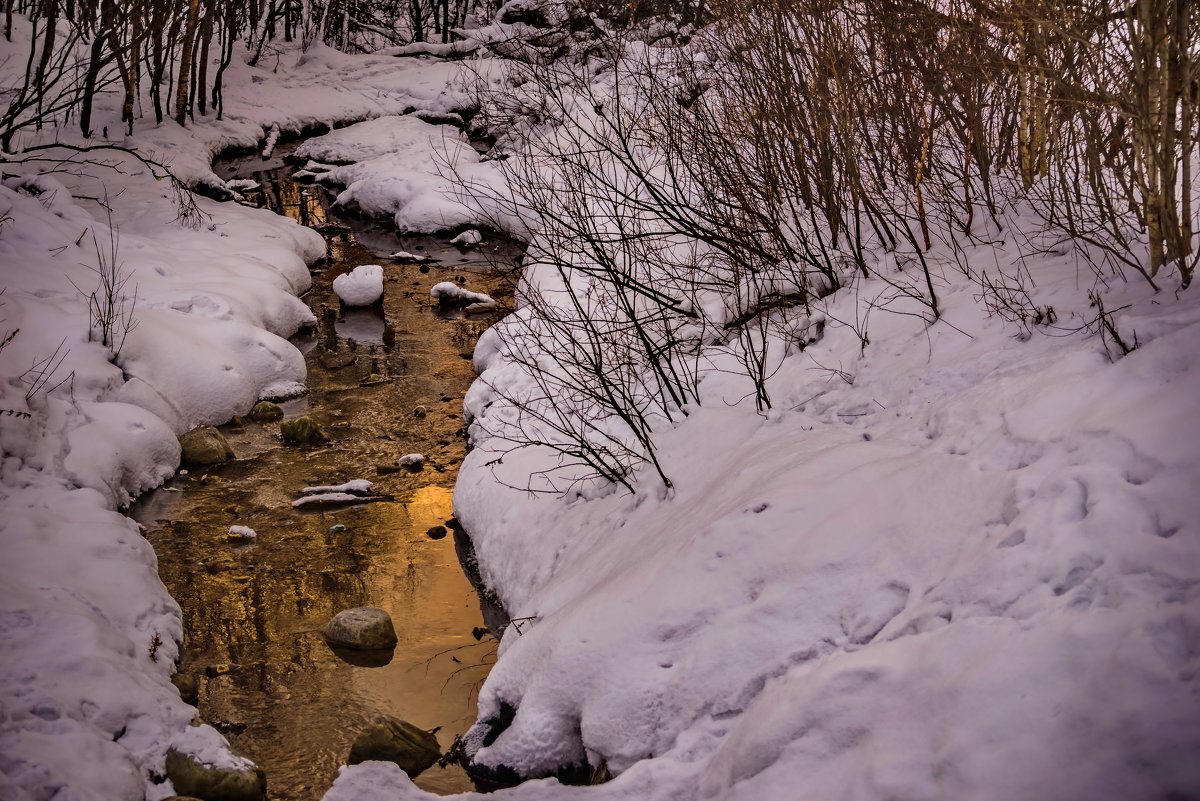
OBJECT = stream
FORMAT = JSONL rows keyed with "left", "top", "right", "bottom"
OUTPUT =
{"left": 131, "top": 141, "right": 518, "bottom": 799}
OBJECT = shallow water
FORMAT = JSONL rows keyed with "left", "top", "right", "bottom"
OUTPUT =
{"left": 132, "top": 143, "right": 518, "bottom": 799}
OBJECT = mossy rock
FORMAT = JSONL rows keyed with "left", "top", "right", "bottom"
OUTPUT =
{"left": 348, "top": 717, "right": 440, "bottom": 778}
{"left": 248, "top": 401, "right": 283, "bottom": 422}
{"left": 164, "top": 748, "right": 265, "bottom": 801}
{"left": 280, "top": 417, "right": 328, "bottom": 446}
{"left": 179, "top": 426, "right": 235, "bottom": 466}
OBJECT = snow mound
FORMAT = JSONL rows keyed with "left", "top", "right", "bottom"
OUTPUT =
{"left": 333, "top": 264, "right": 384, "bottom": 306}
{"left": 299, "top": 117, "right": 503, "bottom": 234}
{"left": 398, "top": 454, "right": 425, "bottom": 467}
{"left": 227, "top": 525, "right": 257, "bottom": 539}
{"left": 451, "top": 229, "right": 483, "bottom": 246}
{"left": 431, "top": 282, "right": 496, "bottom": 312}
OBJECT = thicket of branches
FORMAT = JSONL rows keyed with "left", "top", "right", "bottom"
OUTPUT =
{"left": 462, "top": 0, "right": 1197, "bottom": 493}
{"left": 0, "top": 0, "right": 503, "bottom": 149}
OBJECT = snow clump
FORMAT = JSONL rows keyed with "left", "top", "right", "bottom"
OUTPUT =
{"left": 431, "top": 281, "right": 496, "bottom": 312}
{"left": 333, "top": 264, "right": 384, "bottom": 306}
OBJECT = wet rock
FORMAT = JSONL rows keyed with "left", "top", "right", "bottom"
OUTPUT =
{"left": 164, "top": 748, "right": 265, "bottom": 801}
{"left": 348, "top": 717, "right": 440, "bottom": 778}
{"left": 324, "top": 607, "right": 397, "bottom": 650}
{"left": 171, "top": 672, "right": 199, "bottom": 705}
{"left": 426, "top": 526, "right": 447, "bottom": 540}
{"left": 179, "top": 426, "right": 235, "bottom": 466}
{"left": 413, "top": 405, "right": 427, "bottom": 418}
{"left": 248, "top": 401, "right": 283, "bottom": 422}
{"left": 228, "top": 415, "right": 246, "bottom": 428}
{"left": 280, "top": 418, "right": 329, "bottom": 446}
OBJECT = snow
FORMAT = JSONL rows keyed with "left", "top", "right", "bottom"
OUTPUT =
{"left": 398, "top": 453, "right": 426, "bottom": 466}
{"left": 435, "top": 240, "right": 1200, "bottom": 801}
{"left": 333, "top": 264, "right": 385, "bottom": 306}
{"left": 451, "top": 229, "right": 483, "bottom": 246}
{"left": 291, "top": 492, "right": 364, "bottom": 507}
{"left": 431, "top": 281, "right": 496, "bottom": 312}
{"left": 170, "top": 724, "right": 257, "bottom": 771}
{"left": 227, "top": 525, "right": 257, "bottom": 539}
{"left": 302, "top": 479, "right": 375, "bottom": 495}
{"left": 296, "top": 115, "right": 503, "bottom": 233}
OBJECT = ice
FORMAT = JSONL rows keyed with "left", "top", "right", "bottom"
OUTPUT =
{"left": 332, "top": 264, "right": 384, "bottom": 306}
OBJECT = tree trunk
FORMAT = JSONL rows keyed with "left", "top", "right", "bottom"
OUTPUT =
{"left": 175, "top": 0, "right": 201, "bottom": 126}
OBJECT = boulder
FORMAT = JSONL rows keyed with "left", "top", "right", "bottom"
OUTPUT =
{"left": 179, "top": 426, "right": 234, "bottom": 466}
{"left": 348, "top": 717, "right": 440, "bottom": 778}
{"left": 280, "top": 417, "right": 328, "bottom": 446}
{"left": 324, "top": 607, "right": 397, "bottom": 650}
{"left": 164, "top": 748, "right": 265, "bottom": 801}
{"left": 248, "top": 401, "right": 283, "bottom": 422}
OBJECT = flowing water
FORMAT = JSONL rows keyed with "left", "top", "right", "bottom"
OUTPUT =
{"left": 131, "top": 142, "right": 518, "bottom": 799}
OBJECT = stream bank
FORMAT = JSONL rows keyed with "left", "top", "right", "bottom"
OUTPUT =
{"left": 131, "top": 141, "right": 518, "bottom": 800}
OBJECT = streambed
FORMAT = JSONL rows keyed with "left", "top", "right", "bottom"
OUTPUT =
{"left": 131, "top": 142, "right": 517, "bottom": 799}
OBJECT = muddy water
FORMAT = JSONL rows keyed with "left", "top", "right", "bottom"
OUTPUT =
{"left": 132, "top": 143, "right": 518, "bottom": 799}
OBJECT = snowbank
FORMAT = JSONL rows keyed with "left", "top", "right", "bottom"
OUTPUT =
{"left": 299, "top": 115, "right": 503, "bottom": 234}
{"left": 330, "top": 247, "right": 1198, "bottom": 801}
{"left": 0, "top": 147, "right": 321, "bottom": 801}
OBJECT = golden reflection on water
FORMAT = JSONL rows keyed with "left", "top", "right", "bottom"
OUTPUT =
{"left": 137, "top": 147, "right": 520, "bottom": 799}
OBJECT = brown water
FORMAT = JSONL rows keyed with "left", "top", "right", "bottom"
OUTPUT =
{"left": 132, "top": 143, "right": 518, "bottom": 799}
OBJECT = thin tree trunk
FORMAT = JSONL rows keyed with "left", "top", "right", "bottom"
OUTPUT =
{"left": 175, "top": 0, "right": 201, "bottom": 125}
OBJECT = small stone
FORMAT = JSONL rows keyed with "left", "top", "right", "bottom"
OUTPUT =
{"left": 280, "top": 417, "right": 329, "bottom": 446}
{"left": 248, "top": 401, "right": 283, "bottom": 422}
{"left": 426, "top": 526, "right": 447, "bottom": 540}
{"left": 413, "top": 405, "right": 427, "bottom": 418}
{"left": 348, "top": 717, "right": 440, "bottom": 778}
{"left": 325, "top": 607, "right": 397, "bottom": 650}
{"left": 329, "top": 524, "right": 347, "bottom": 533}
{"left": 179, "top": 426, "right": 235, "bottom": 467}
{"left": 165, "top": 748, "right": 265, "bottom": 801}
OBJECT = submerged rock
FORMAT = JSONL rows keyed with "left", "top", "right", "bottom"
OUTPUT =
{"left": 280, "top": 417, "right": 328, "bottom": 446}
{"left": 179, "top": 426, "right": 235, "bottom": 466}
{"left": 164, "top": 747, "right": 265, "bottom": 801}
{"left": 324, "top": 607, "right": 397, "bottom": 650}
{"left": 348, "top": 717, "right": 440, "bottom": 778}
{"left": 248, "top": 401, "right": 283, "bottom": 422}
{"left": 426, "top": 525, "right": 447, "bottom": 540}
